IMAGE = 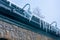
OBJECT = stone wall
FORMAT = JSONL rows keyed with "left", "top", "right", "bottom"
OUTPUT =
{"left": 0, "top": 20, "right": 54, "bottom": 40}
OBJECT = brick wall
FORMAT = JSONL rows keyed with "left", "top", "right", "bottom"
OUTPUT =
{"left": 0, "top": 20, "right": 54, "bottom": 40}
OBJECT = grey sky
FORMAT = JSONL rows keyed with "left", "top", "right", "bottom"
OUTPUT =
{"left": 8, "top": 0, "right": 60, "bottom": 29}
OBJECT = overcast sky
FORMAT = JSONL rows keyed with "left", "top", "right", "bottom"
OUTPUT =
{"left": 8, "top": 0, "right": 60, "bottom": 29}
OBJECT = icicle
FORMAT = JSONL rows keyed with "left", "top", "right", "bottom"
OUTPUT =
{"left": 29, "top": 14, "right": 33, "bottom": 22}
{"left": 9, "top": 2, "right": 11, "bottom": 6}
{"left": 46, "top": 23, "right": 47, "bottom": 32}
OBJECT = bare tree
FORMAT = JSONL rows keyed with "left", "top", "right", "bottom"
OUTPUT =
{"left": 33, "top": 7, "right": 45, "bottom": 19}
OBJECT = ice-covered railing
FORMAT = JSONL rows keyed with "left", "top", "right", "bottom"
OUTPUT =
{"left": 22, "top": 3, "right": 33, "bottom": 21}
{"left": 0, "top": 0, "right": 60, "bottom": 37}
{"left": 0, "top": 0, "right": 24, "bottom": 15}
{"left": 22, "top": 2, "right": 60, "bottom": 36}
{"left": 50, "top": 21, "right": 60, "bottom": 35}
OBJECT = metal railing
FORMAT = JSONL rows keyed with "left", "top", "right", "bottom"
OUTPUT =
{"left": 0, "top": 0, "right": 60, "bottom": 37}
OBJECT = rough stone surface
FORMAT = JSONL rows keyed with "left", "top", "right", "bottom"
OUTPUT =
{"left": 0, "top": 20, "right": 54, "bottom": 40}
